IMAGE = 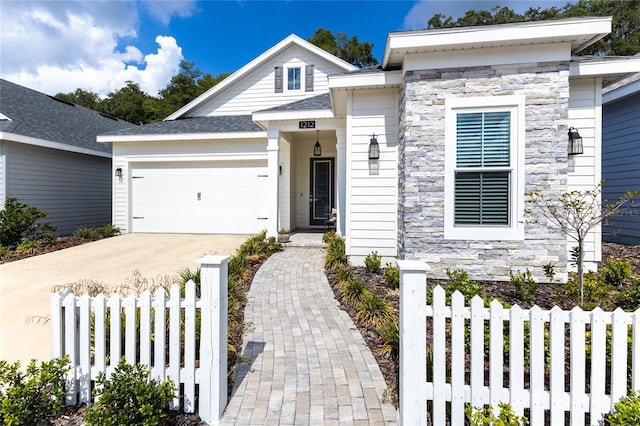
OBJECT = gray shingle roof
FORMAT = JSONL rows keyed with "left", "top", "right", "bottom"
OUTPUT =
{"left": 0, "top": 79, "right": 136, "bottom": 153}
{"left": 104, "top": 115, "right": 263, "bottom": 136}
{"left": 258, "top": 93, "right": 331, "bottom": 113}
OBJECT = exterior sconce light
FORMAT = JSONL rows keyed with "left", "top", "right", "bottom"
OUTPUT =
{"left": 368, "top": 134, "right": 380, "bottom": 160}
{"left": 568, "top": 127, "right": 583, "bottom": 155}
{"left": 313, "top": 130, "right": 322, "bottom": 156}
{"left": 115, "top": 167, "right": 123, "bottom": 178}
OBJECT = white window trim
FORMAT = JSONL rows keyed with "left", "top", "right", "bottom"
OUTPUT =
{"left": 286, "top": 66, "right": 303, "bottom": 92}
{"left": 444, "top": 95, "right": 525, "bottom": 241}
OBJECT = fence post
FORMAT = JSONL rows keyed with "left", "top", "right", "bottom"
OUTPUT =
{"left": 397, "top": 260, "right": 430, "bottom": 426}
{"left": 198, "top": 255, "right": 230, "bottom": 425}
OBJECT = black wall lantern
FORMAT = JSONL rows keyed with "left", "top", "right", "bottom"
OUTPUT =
{"left": 115, "top": 167, "right": 123, "bottom": 178}
{"left": 568, "top": 127, "right": 583, "bottom": 155}
{"left": 313, "top": 130, "right": 322, "bottom": 156}
{"left": 368, "top": 134, "right": 380, "bottom": 160}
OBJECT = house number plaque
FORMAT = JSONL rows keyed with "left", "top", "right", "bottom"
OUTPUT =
{"left": 298, "top": 120, "right": 315, "bottom": 129}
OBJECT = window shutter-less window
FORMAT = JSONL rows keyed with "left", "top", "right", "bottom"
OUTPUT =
{"left": 275, "top": 67, "right": 283, "bottom": 93}
{"left": 455, "top": 111, "right": 510, "bottom": 225}
{"left": 305, "top": 65, "right": 314, "bottom": 92}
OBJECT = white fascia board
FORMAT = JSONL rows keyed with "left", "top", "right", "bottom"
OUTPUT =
{"left": 603, "top": 78, "right": 640, "bottom": 103}
{"left": 383, "top": 17, "right": 611, "bottom": 68}
{"left": 252, "top": 109, "right": 334, "bottom": 123}
{"left": 570, "top": 58, "right": 640, "bottom": 78}
{"left": 166, "top": 34, "right": 357, "bottom": 120}
{"left": 97, "top": 131, "right": 266, "bottom": 143}
{"left": 0, "top": 113, "right": 11, "bottom": 121}
{"left": 328, "top": 70, "right": 402, "bottom": 89}
{"left": 0, "top": 132, "right": 111, "bottom": 158}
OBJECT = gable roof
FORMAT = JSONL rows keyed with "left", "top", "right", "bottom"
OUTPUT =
{"left": 0, "top": 79, "right": 136, "bottom": 155}
{"left": 165, "top": 34, "right": 357, "bottom": 121}
{"left": 257, "top": 92, "right": 332, "bottom": 112}
{"left": 103, "top": 115, "right": 262, "bottom": 137}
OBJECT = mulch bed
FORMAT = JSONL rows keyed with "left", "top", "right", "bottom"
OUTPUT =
{"left": 1, "top": 236, "right": 90, "bottom": 264}
{"left": 325, "top": 242, "right": 640, "bottom": 409}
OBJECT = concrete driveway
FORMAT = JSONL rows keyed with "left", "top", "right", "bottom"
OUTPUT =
{"left": 0, "top": 233, "right": 246, "bottom": 366}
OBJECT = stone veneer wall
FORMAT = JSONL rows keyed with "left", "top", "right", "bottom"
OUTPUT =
{"left": 398, "top": 63, "right": 570, "bottom": 281}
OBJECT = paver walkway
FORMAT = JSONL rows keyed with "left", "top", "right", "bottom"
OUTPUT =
{"left": 220, "top": 233, "right": 398, "bottom": 425}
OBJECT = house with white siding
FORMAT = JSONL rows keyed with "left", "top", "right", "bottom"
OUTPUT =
{"left": 0, "top": 79, "right": 135, "bottom": 235}
{"left": 602, "top": 72, "right": 640, "bottom": 245}
{"left": 99, "top": 17, "right": 640, "bottom": 281}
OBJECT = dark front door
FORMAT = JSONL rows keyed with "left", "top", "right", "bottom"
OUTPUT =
{"left": 309, "top": 158, "right": 334, "bottom": 226}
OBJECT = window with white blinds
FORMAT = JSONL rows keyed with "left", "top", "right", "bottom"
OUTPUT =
{"left": 455, "top": 111, "right": 511, "bottom": 225}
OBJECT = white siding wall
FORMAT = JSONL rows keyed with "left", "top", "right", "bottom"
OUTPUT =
{"left": 0, "top": 141, "right": 6, "bottom": 205}
{"left": 278, "top": 138, "right": 291, "bottom": 231}
{"left": 347, "top": 89, "right": 399, "bottom": 264}
{"left": 5, "top": 142, "right": 111, "bottom": 235}
{"left": 568, "top": 77, "right": 602, "bottom": 270}
{"left": 112, "top": 139, "right": 267, "bottom": 233}
{"left": 193, "top": 46, "right": 344, "bottom": 116}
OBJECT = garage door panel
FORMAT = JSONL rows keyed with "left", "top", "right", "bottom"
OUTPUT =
{"left": 131, "top": 161, "right": 268, "bottom": 234}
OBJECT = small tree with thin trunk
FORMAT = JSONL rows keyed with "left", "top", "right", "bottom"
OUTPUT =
{"left": 525, "top": 182, "right": 639, "bottom": 306}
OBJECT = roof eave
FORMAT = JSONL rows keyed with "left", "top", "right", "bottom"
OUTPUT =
{"left": 570, "top": 57, "right": 640, "bottom": 87}
{"left": 97, "top": 131, "right": 267, "bottom": 143}
{"left": 1, "top": 132, "right": 112, "bottom": 158}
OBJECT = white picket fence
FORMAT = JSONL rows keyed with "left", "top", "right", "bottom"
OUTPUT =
{"left": 397, "top": 260, "right": 640, "bottom": 426}
{"left": 50, "top": 255, "right": 230, "bottom": 425}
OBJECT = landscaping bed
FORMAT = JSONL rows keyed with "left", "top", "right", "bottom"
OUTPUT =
{"left": 325, "top": 241, "right": 640, "bottom": 408}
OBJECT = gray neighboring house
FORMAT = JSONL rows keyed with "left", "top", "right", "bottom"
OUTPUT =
{"left": 602, "top": 72, "right": 640, "bottom": 245}
{"left": 0, "top": 79, "right": 136, "bottom": 236}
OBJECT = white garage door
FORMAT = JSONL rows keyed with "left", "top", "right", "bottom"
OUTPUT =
{"left": 131, "top": 161, "right": 268, "bottom": 234}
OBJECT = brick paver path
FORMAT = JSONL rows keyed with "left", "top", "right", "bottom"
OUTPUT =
{"left": 220, "top": 242, "right": 398, "bottom": 425}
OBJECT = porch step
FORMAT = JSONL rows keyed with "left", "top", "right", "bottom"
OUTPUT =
{"left": 283, "top": 232, "right": 325, "bottom": 248}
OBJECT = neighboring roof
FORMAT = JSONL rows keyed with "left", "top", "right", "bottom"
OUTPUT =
{"left": 165, "top": 34, "right": 358, "bottom": 120}
{"left": 257, "top": 93, "right": 332, "bottom": 113}
{"left": 0, "top": 79, "right": 135, "bottom": 155}
{"left": 603, "top": 72, "right": 640, "bottom": 103}
{"left": 383, "top": 16, "right": 612, "bottom": 69}
{"left": 103, "top": 115, "right": 262, "bottom": 136}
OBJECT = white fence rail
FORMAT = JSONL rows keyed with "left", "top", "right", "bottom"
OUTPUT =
{"left": 398, "top": 260, "right": 640, "bottom": 426}
{"left": 50, "top": 255, "right": 229, "bottom": 425}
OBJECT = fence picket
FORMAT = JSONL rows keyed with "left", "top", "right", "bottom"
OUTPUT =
{"left": 509, "top": 304, "right": 525, "bottom": 416}
{"left": 610, "top": 309, "right": 628, "bottom": 410}
{"left": 450, "top": 291, "right": 465, "bottom": 426}
{"left": 634, "top": 310, "right": 640, "bottom": 390}
{"left": 590, "top": 308, "right": 608, "bottom": 425}
{"left": 470, "top": 295, "right": 484, "bottom": 408}
{"left": 63, "top": 291, "right": 78, "bottom": 405}
{"left": 432, "top": 285, "right": 446, "bottom": 424}
{"left": 168, "top": 284, "right": 181, "bottom": 410}
{"left": 570, "top": 306, "right": 586, "bottom": 426}
{"left": 529, "top": 306, "right": 545, "bottom": 424}
{"left": 107, "top": 294, "right": 121, "bottom": 375}
{"left": 78, "top": 295, "right": 92, "bottom": 404}
{"left": 183, "top": 280, "right": 197, "bottom": 413}
{"left": 153, "top": 287, "right": 166, "bottom": 381}
{"left": 489, "top": 300, "right": 504, "bottom": 413}
{"left": 549, "top": 306, "right": 565, "bottom": 425}
{"left": 124, "top": 294, "right": 137, "bottom": 364}
{"left": 139, "top": 291, "right": 152, "bottom": 366}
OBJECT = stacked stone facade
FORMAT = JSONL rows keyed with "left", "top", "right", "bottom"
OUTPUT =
{"left": 398, "top": 62, "right": 570, "bottom": 281}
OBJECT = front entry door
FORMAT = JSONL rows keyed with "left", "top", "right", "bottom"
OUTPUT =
{"left": 309, "top": 158, "right": 334, "bottom": 226}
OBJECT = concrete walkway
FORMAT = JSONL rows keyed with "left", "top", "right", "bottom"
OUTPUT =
{"left": 221, "top": 233, "right": 398, "bottom": 425}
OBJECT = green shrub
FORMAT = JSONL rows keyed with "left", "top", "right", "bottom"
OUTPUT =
{"left": 0, "top": 356, "right": 70, "bottom": 425}
{"left": 341, "top": 277, "right": 365, "bottom": 305}
{"left": 364, "top": 251, "right": 382, "bottom": 273}
{"left": 356, "top": 291, "right": 395, "bottom": 329}
{"left": 95, "top": 224, "right": 121, "bottom": 239}
{"left": 379, "top": 319, "right": 400, "bottom": 360}
{"left": 322, "top": 230, "right": 337, "bottom": 243}
{"left": 564, "top": 271, "right": 613, "bottom": 310}
{"left": 334, "top": 267, "right": 354, "bottom": 290}
{"left": 542, "top": 262, "right": 557, "bottom": 283}
{"left": 605, "top": 391, "right": 640, "bottom": 425}
{"left": 618, "top": 278, "right": 640, "bottom": 312}
{"left": 0, "top": 246, "right": 10, "bottom": 262}
{"left": 465, "top": 402, "right": 528, "bottom": 426}
{"left": 74, "top": 226, "right": 98, "bottom": 240}
{"left": 509, "top": 269, "right": 538, "bottom": 303}
{"left": 384, "top": 263, "right": 399, "bottom": 289}
{"left": 15, "top": 239, "right": 42, "bottom": 256}
{"left": 427, "top": 268, "right": 484, "bottom": 305}
{"left": 600, "top": 258, "right": 633, "bottom": 288}
{"left": 0, "top": 197, "right": 57, "bottom": 248}
{"left": 325, "top": 235, "right": 348, "bottom": 270}
{"left": 84, "top": 358, "right": 176, "bottom": 426}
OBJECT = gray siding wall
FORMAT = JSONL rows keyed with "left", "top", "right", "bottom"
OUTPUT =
{"left": 5, "top": 142, "right": 112, "bottom": 236}
{"left": 398, "top": 63, "right": 570, "bottom": 281}
{"left": 603, "top": 92, "right": 640, "bottom": 245}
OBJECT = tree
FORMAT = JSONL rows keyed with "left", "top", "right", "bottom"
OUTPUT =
{"left": 426, "top": 0, "right": 640, "bottom": 56}
{"left": 525, "top": 182, "right": 639, "bottom": 305}
{"left": 54, "top": 88, "right": 100, "bottom": 110}
{"left": 100, "top": 81, "right": 152, "bottom": 124}
{"left": 308, "top": 28, "right": 378, "bottom": 68}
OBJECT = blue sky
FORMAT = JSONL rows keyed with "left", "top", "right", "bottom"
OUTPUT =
{"left": 0, "top": 0, "right": 570, "bottom": 97}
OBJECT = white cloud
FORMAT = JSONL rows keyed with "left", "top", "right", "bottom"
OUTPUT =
{"left": 141, "top": 0, "right": 197, "bottom": 25}
{"left": 0, "top": 1, "right": 188, "bottom": 97}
